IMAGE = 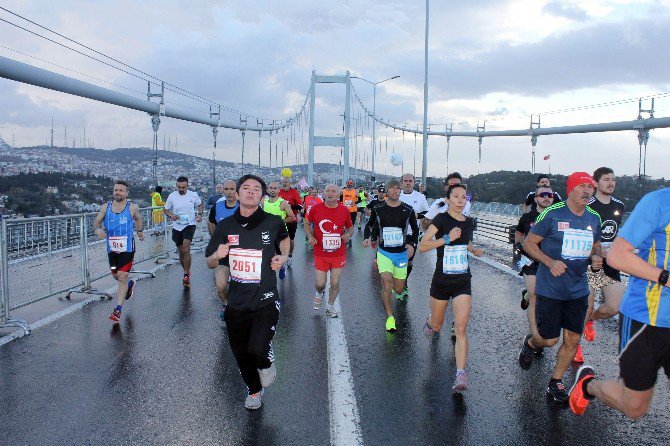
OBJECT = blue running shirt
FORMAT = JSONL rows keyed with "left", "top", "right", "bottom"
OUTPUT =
{"left": 104, "top": 201, "right": 135, "bottom": 253}
{"left": 530, "top": 202, "right": 601, "bottom": 300}
{"left": 618, "top": 189, "right": 670, "bottom": 327}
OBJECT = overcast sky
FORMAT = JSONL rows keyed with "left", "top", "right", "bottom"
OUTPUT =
{"left": 1, "top": 0, "right": 670, "bottom": 179}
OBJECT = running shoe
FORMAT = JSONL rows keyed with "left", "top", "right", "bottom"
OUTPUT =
{"left": 313, "top": 294, "right": 323, "bottom": 310}
{"left": 258, "top": 363, "right": 276, "bottom": 388}
{"left": 183, "top": 274, "right": 191, "bottom": 288}
{"left": 569, "top": 365, "right": 596, "bottom": 416}
{"left": 325, "top": 308, "right": 338, "bottom": 318}
{"left": 287, "top": 257, "right": 293, "bottom": 268}
{"left": 245, "top": 389, "right": 264, "bottom": 410}
{"left": 109, "top": 308, "right": 122, "bottom": 323}
{"left": 547, "top": 380, "right": 569, "bottom": 403}
{"left": 452, "top": 370, "right": 468, "bottom": 392}
{"left": 402, "top": 286, "right": 410, "bottom": 300}
{"left": 583, "top": 319, "right": 596, "bottom": 342}
{"left": 385, "top": 316, "right": 396, "bottom": 332}
{"left": 519, "top": 334, "right": 535, "bottom": 370}
{"left": 520, "top": 289, "right": 529, "bottom": 310}
{"left": 395, "top": 291, "right": 405, "bottom": 302}
{"left": 573, "top": 344, "right": 585, "bottom": 363}
{"left": 278, "top": 265, "right": 286, "bottom": 280}
{"left": 534, "top": 347, "right": 545, "bottom": 357}
{"left": 125, "top": 279, "right": 136, "bottom": 300}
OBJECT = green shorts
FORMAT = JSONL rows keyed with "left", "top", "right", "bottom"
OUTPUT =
{"left": 376, "top": 251, "right": 408, "bottom": 280}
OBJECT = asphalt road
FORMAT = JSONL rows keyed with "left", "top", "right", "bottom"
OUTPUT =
{"left": 1, "top": 228, "right": 668, "bottom": 445}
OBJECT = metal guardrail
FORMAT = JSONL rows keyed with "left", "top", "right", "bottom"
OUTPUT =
{"left": 0, "top": 206, "right": 209, "bottom": 336}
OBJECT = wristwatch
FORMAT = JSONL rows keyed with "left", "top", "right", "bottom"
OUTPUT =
{"left": 659, "top": 269, "right": 669, "bottom": 286}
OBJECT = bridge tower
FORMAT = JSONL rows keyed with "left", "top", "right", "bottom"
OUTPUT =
{"left": 308, "top": 70, "right": 351, "bottom": 186}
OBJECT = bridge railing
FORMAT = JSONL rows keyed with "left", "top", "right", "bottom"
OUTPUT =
{"left": 0, "top": 206, "right": 209, "bottom": 337}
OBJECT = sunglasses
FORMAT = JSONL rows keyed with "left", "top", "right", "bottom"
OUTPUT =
{"left": 537, "top": 192, "right": 554, "bottom": 198}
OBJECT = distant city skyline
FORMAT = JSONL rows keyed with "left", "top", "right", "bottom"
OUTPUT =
{"left": 1, "top": 1, "right": 670, "bottom": 178}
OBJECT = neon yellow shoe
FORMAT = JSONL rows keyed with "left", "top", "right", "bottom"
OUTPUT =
{"left": 385, "top": 316, "right": 396, "bottom": 332}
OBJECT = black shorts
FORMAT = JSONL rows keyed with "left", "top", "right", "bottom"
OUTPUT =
{"left": 286, "top": 222, "right": 298, "bottom": 240}
{"left": 619, "top": 313, "right": 670, "bottom": 391}
{"left": 536, "top": 294, "right": 588, "bottom": 339}
{"left": 357, "top": 207, "right": 366, "bottom": 214}
{"left": 430, "top": 279, "right": 472, "bottom": 301}
{"left": 604, "top": 261, "right": 621, "bottom": 281}
{"left": 520, "top": 263, "right": 538, "bottom": 276}
{"left": 172, "top": 225, "right": 197, "bottom": 246}
{"left": 108, "top": 251, "right": 135, "bottom": 273}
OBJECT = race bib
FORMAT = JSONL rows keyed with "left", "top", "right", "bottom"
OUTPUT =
{"left": 322, "top": 234, "right": 342, "bottom": 251}
{"left": 518, "top": 255, "right": 533, "bottom": 270}
{"left": 601, "top": 242, "right": 612, "bottom": 255}
{"left": 108, "top": 236, "right": 127, "bottom": 253}
{"left": 442, "top": 245, "right": 468, "bottom": 274}
{"left": 561, "top": 229, "right": 593, "bottom": 260}
{"left": 229, "top": 248, "right": 262, "bottom": 283}
{"left": 382, "top": 227, "right": 404, "bottom": 247}
{"left": 177, "top": 212, "right": 190, "bottom": 225}
{"left": 345, "top": 200, "right": 354, "bottom": 207}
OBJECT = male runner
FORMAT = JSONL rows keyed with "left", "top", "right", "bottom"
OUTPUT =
{"left": 519, "top": 172, "right": 602, "bottom": 403}
{"left": 205, "top": 183, "right": 224, "bottom": 210}
{"left": 150, "top": 185, "right": 165, "bottom": 235}
{"left": 278, "top": 177, "right": 303, "bottom": 266}
{"left": 364, "top": 178, "right": 419, "bottom": 332}
{"left": 207, "top": 179, "right": 240, "bottom": 320}
{"left": 514, "top": 186, "right": 554, "bottom": 345}
{"left": 302, "top": 187, "right": 324, "bottom": 217}
{"left": 523, "top": 174, "right": 563, "bottom": 213}
{"left": 163, "top": 176, "right": 203, "bottom": 287}
{"left": 568, "top": 187, "right": 670, "bottom": 419}
{"left": 366, "top": 186, "right": 386, "bottom": 210}
{"left": 206, "top": 174, "right": 289, "bottom": 410}
{"left": 356, "top": 185, "right": 371, "bottom": 231}
{"left": 305, "top": 184, "right": 354, "bottom": 317}
{"left": 398, "top": 173, "right": 429, "bottom": 300}
{"left": 422, "top": 173, "right": 470, "bottom": 231}
{"left": 577, "top": 167, "right": 626, "bottom": 362}
{"left": 93, "top": 180, "right": 144, "bottom": 323}
{"left": 340, "top": 179, "right": 360, "bottom": 238}
{"left": 262, "top": 181, "right": 296, "bottom": 279}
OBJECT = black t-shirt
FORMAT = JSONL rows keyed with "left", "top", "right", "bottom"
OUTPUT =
{"left": 366, "top": 198, "right": 383, "bottom": 209}
{"left": 364, "top": 201, "right": 418, "bottom": 253}
{"left": 588, "top": 195, "right": 624, "bottom": 273}
{"left": 205, "top": 207, "right": 288, "bottom": 311}
{"left": 515, "top": 209, "right": 541, "bottom": 265}
{"left": 431, "top": 212, "right": 474, "bottom": 283}
{"left": 524, "top": 191, "right": 562, "bottom": 207}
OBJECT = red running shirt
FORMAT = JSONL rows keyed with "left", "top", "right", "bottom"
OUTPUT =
{"left": 278, "top": 187, "right": 303, "bottom": 209}
{"left": 306, "top": 202, "right": 353, "bottom": 257}
{"left": 303, "top": 195, "right": 324, "bottom": 215}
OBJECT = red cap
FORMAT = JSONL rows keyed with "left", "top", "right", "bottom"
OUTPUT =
{"left": 566, "top": 172, "right": 596, "bottom": 195}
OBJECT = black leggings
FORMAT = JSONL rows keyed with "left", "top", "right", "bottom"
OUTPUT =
{"left": 224, "top": 301, "right": 280, "bottom": 394}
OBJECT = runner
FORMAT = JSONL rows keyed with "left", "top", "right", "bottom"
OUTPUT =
{"left": 519, "top": 172, "right": 602, "bottom": 403}
{"left": 366, "top": 186, "right": 386, "bottom": 210}
{"left": 418, "top": 182, "right": 426, "bottom": 195}
{"left": 302, "top": 186, "right": 324, "bottom": 218}
{"left": 356, "top": 185, "right": 371, "bottom": 231}
{"left": 149, "top": 185, "right": 165, "bottom": 236}
{"left": 304, "top": 184, "right": 354, "bottom": 317}
{"left": 577, "top": 167, "right": 626, "bottom": 363}
{"left": 363, "top": 178, "right": 419, "bottom": 332}
{"left": 340, "top": 179, "right": 360, "bottom": 243}
{"left": 93, "top": 180, "right": 144, "bottom": 323}
{"left": 398, "top": 173, "right": 429, "bottom": 301}
{"left": 205, "top": 174, "right": 289, "bottom": 410}
{"left": 514, "top": 185, "right": 554, "bottom": 347}
{"left": 568, "top": 187, "right": 670, "bottom": 419}
{"left": 207, "top": 179, "right": 240, "bottom": 321}
{"left": 205, "top": 183, "right": 224, "bottom": 210}
{"left": 278, "top": 177, "right": 303, "bottom": 266}
{"left": 422, "top": 173, "right": 471, "bottom": 231}
{"left": 418, "top": 183, "right": 483, "bottom": 392}
{"left": 262, "top": 181, "right": 296, "bottom": 280}
{"left": 163, "top": 176, "right": 203, "bottom": 288}
{"left": 523, "top": 174, "right": 563, "bottom": 213}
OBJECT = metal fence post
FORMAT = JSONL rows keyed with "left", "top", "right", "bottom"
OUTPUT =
{"left": 65, "top": 214, "right": 111, "bottom": 300}
{"left": 0, "top": 218, "right": 30, "bottom": 336}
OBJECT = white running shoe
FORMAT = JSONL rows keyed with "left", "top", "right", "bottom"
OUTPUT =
{"left": 245, "top": 389, "right": 264, "bottom": 410}
{"left": 258, "top": 363, "right": 276, "bottom": 388}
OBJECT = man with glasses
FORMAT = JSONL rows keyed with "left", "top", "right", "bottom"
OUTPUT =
{"left": 514, "top": 185, "right": 555, "bottom": 350}
{"left": 523, "top": 174, "right": 563, "bottom": 213}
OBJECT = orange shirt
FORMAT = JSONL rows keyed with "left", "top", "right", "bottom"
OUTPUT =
{"left": 341, "top": 189, "right": 358, "bottom": 212}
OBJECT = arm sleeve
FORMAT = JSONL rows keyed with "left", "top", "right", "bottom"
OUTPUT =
{"left": 408, "top": 212, "right": 419, "bottom": 246}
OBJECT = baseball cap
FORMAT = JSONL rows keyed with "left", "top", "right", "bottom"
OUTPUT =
{"left": 566, "top": 172, "right": 596, "bottom": 195}
{"left": 378, "top": 186, "right": 386, "bottom": 193}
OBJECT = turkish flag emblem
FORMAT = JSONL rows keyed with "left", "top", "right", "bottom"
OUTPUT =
{"left": 228, "top": 235, "right": 240, "bottom": 245}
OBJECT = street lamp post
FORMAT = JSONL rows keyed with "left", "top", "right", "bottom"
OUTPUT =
{"left": 351, "top": 75, "right": 399, "bottom": 182}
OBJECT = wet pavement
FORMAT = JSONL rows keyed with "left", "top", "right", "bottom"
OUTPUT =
{"left": 1, "top": 228, "right": 668, "bottom": 445}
